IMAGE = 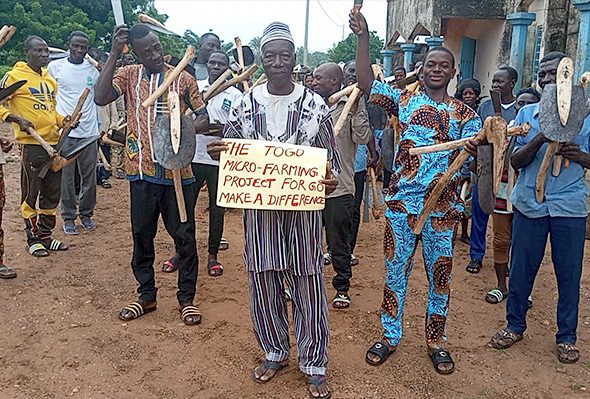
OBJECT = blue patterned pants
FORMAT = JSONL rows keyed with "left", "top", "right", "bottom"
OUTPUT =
{"left": 381, "top": 210, "right": 457, "bottom": 348}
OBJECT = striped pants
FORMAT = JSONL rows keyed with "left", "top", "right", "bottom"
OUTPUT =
{"left": 248, "top": 270, "right": 329, "bottom": 375}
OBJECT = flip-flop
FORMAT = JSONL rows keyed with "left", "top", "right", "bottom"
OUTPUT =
{"left": 485, "top": 288, "right": 507, "bottom": 304}
{"left": 42, "top": 239, "right": 68, "bottom": 251}
{"left": 252, "top": 360, "right": 288, "bottom": 384}
{"left": 332, "top": 292, "right": 351, "bottom": 309}
{"left": 219, "top": 238, "right": 229, "bottom": 251}
{"left": 207, "top": 260, "right": 223, "bottom": 277}
{"left": 28, "top": 243, "right": 49, "bottom": 257}
{"left": 162, "top": 259, "right": 178, "bottom": 273}
{"left": 366, "top": 341, "right": 396, "bottom": 366}
{"left": 307, "top": 375, "right": 331, "bottom": 399}
{"left": 430, "top": 349, "right": 455, "bottom": 375}
{"left": 180, "top": 305, "right": 202, "bottom": 326}
{"left": 0, "top": 265, "right": 17, "bottom": 279}
{"left": 118, "top": 301, "right": 157, "bottom": 321}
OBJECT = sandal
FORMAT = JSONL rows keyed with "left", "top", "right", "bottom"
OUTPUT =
{"left": 101, "top": 181, "right": 112, "bottom": 189}
{"left": 350, "top": 254, "right": 359, "bottom": 266}
{"left": 557, "top": 343, "right": 580, "bottom": 364}
{"left": 332, "top": 292, "right": 351, "bottom": 309}
{"left": 489, "top": 328, "right": 523, "bottom": 349}
{"left": 28, "top": 243, "right": 49, "bottom": 257}
{"left": 466, "top": 259, "right": 482, "bottom": 274}
{"left": 0, "top": 265, "right": 17, "bottom": 279}
{"left": 429, "top": 349, "right": 455, "bottom": 375}
{"left": 42, "top": 239, "right": 68, "bottom": 251}
{"left": 252, "top": 359, "right": 288, "bottom": 384}
{"left": 161, "top": 259, "right": 178, "bottom": 273}
{"left": 118, "top": 301, "right": 157, "bottom": 321}
{"left": 219, "top": 238, "right": 229, "bottom": 251}
{"left": 180, "top": 305, "right": 202, "bottom": 326}
{"left": 307, "top": 375, "right": 331, "bottom": 399}
{"left": 207, "top": 260, "right": 223, "bottom": 277}
{"left": 366, "top": 341, "right": 396, "bottom": 365}
{"left": 323, "top": 253, "right": 332, "bottom": 265}
{"left": 485, "top": 289, "right": 507, "bottom": 304}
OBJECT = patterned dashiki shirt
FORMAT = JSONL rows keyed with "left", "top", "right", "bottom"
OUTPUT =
{"left": 223, "top": 83, "right": 341, "bottom": 275}
{"left": 370, "top": 80, "right": 482, "bottom": 223}
{"left": 113, "top": 64, "right": 204, "bottom": 185}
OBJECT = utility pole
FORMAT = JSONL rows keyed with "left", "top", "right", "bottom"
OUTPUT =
{"left": 303, "top": 0, "right": 310, "bottom": 65}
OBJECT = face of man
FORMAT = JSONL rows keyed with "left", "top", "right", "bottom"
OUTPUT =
{"left": 132, "top": 32, "right": 165, "bottom": 73}
{"left": 461, "top": 87, "right": 478, "bottom": 109}
{"left": 344, "top": 61, "right": 357, "bottom": 85}
{"left": 68, "top": 35, "right": 89, "bottom": 64}
{"left": 491, "top": 70, "right": 514, "bottom": 97}
{"left": 121, "top": 53, "right": 135, "bottom": 66}
{"left": 199, "top": 35, "right": 220, "bottom": 63}
{"left": 394, "top": 69, "right": 406, "bottom": 81}
{"left": 207, "top": 52, "right": 229, "bottom": 82}
{"left": 312, "top": 67, "right": 335, "bottom": 98}
{"left": 304, "top": 75, "right": 314, "bottom": 88}
{"left": 537, "top": 58, "right": 561, "bottom": 90}
{"left": 422, "top": 50, "right": 455, "bottom": 91}
{"left": 515, "top": 92, "right": 539, "bottom": 111}
{"left": 262, "top": 39, "right": 296, "bottom": 85}
{"left": 26, "top": 38, "right": 49, "bottom": 70}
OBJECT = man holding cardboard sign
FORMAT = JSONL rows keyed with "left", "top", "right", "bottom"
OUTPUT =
{"left": 208, "top": 21, "right": 338, "bottom": 399}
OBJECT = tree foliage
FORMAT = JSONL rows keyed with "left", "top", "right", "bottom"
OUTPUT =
{"left": 327, "top": 31, "right": 384, "bottom": 65}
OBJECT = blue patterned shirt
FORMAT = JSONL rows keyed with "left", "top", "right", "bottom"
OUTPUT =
{"left": 370, "top": 80, "right": 482, "bottom": 220}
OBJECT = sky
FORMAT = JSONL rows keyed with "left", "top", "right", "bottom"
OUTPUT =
{"left": 153, "top": 0, "right": 388, "bottom": 52}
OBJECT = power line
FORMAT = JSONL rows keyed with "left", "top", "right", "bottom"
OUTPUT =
{"left": 315, "top": 0, "right": 344, "bottom": 27}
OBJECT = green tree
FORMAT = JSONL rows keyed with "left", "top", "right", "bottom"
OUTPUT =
{"left": 327, "top": 31, "right": 384, "bottom": 64}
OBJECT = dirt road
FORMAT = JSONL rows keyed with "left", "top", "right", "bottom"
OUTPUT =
{"left": 0, "top": 158, "right": 588, "bottom": 399}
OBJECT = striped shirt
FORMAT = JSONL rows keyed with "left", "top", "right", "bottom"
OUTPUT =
{"left": 223, "top": 83, "right": 340, "bottom": 275}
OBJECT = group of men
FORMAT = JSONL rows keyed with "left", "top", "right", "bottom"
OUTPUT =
{"left": 0, "top": 7, "right": 587, "bottom": 399}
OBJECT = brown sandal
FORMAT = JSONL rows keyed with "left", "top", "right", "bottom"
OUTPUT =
{"left": 557, "top": 343, "right": 580, "bottom": 364}
{"left": 489, "top": 329, "right": 523, "bottom": 349}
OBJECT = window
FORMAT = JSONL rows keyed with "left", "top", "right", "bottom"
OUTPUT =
{"left": 531, "top": 25, "right": 543, "bottom": 79}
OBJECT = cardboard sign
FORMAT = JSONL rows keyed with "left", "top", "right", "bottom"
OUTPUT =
{"left": 217, "top": 139, "right": 328, "bottom": 211}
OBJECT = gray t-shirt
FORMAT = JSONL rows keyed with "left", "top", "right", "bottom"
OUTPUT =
{"left": 478, "top": 98, "right": 517, "bottom": 123}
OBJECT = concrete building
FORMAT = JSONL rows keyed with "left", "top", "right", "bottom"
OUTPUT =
{"left": 384, "top": 0, "right": 590, "bottom": 93}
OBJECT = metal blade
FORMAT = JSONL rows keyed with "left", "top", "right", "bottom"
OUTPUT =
{"left": 490, "top": 90, "right": 502, "bottom": 116}
{"left": 111, "top": 0, "right": 125, "bottom": 26}
{"left": 147, "top": 24, "right": 180, "bottom": 37}
{"left": 556, "top": 57, "right": 574, "bottom": 127}
{"left": 0, "top": 80, "right": 26, "bottom": 103}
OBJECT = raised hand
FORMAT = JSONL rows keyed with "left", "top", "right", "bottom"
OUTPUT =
{"left": 349, "top": 10, "right": 368, "bottom": 36}
{"left": 111, "top": 25, "right": 129, "bottom": 56}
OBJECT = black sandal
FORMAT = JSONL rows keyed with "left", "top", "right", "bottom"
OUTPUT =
{"left": 430, "top": 349, "right": 455, "bottom": 374}
{"left": 465, "top": 259, "right": 482, "bottom": 274}
{"left": 365, "top": 341, "right": 396, "bottom": 366}
{"left": 180, "top": 305, "right": 202, "bottom": 326}
{"left": 252, "top": 359, "right": 288, "bottom": 384}
{"left": 118, "top": 301, "right": 157, "bottom": 321}
{"left": 0, "top": 265, "right": 16, "bottom": 279}
{"left": 307, "top": 375, "right": 331, "bottom": 399}
{"left": 207, "top": 260, "right": 223, "bottom": 277}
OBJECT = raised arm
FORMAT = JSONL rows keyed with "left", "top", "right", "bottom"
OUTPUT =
{"left": 95, "top": 25, "right": 128, "bottom": 106}
{"left": 349, "top": 11, "right": 373, "bottom": 95}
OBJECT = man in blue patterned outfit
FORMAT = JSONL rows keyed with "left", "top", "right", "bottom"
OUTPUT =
{"left": 350, "top": 12, "right": 482, "bottom": 374}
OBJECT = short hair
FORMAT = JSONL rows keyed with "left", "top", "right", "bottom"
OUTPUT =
{"left": 25, "top": 35, "right": 45, "bottom": 49}
{"left": 201, "top": 32, "right": 220, "bottom": 44}
{"left": 540, "top": 51, "right": 566, "bottom": 64}
{"left": 393, "top": 66, "right": 407, "bottom": 74}
{"left": 128, "top": 23, "right": 153, "bottom": 47}
{"left": 516, "top": 87, "right": 541, "bottom": 102}
{"left": 344, "top": 60, "right": 356, "bottom": 70}
{"left": 424, "top": 47, "right": 455, "bottom": 68}
{"left": 68, "top": 31, "right": 89, "bottom": 43}
{"left": 208, "top": 50, "right": 229, "bottom": 64}
{"left": 498, "top": 65, "right": 518, "bottom": 82}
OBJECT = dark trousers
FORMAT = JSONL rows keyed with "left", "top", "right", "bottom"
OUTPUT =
{"left": 192, "top": 163, "right": 225, "bottom": 255}
{"left": 469, "top": 184, "right": 490, "bottom": 261}
{"left": 97, "top": 144, "right": 112, "bottom": 184}
{"left": 350, "top": 171, "right": 366, "bottom": 253}
{"left": 383, "top": 169, "right": 392, "bottom": 190}
{"left": 21, "top": 144, "right": 61, "bottom": 245}
{"left": 130, "top": 180, "right": 198, "bottom": 305}
{"left": 507, "top": 209, "right": 585, "bottom": 344}
{"left": 324, "top": 194, "right": 354, "bottom": 292}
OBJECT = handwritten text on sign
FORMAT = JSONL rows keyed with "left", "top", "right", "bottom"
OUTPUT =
{"left": 217, "top": 139, "right": 328, "bottom": 210}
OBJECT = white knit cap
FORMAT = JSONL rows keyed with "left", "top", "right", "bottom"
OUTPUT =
{"left": 260, "top": 22, "right": 295, "bottom": 49}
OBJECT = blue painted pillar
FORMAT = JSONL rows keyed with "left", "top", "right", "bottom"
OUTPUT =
{"left": 381, "top": 49, "right": 395, "bottom": 77}
{"left": 425, "top": 36, "right": 444, "bottom": 49}
{"left": 574, "top": 0, "right": 590, "bottom": 81}
{"left": 507, "top": 12, "right": 536, "bottom": 92}
{"left": 401, "top": 43, "right": 416, "bottom": 72}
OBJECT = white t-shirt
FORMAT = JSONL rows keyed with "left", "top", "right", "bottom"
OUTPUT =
{"left": 48, "top": 58, "right": 100, "bottom": 139}
{"left": 194, "top": 78, "right": 242, "bottom": 165}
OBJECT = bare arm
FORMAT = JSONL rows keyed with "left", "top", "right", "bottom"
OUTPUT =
{"left": 349, "top": 11, "right": 373, "bottom": 95}
{"left": 95, "top": 25, "right": 128, "bottom": 106}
